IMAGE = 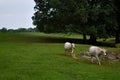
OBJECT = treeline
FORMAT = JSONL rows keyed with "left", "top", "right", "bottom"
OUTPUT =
{"left": 32, "top": 0, "right": 120, "bottom": 43}
{"left": 0, "top": 27, "right": 36, "bottom": 32}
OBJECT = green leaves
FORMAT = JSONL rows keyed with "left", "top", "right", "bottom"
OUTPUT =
{"left": 32, "top": 0, "right": 119, "bottom": 42}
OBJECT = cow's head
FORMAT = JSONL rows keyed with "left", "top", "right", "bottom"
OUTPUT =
{"left": 101, "top": 48, "right": 106, "bottom": 56}
{"left": 71, "top": 43, "right": 75, "bottom": 48}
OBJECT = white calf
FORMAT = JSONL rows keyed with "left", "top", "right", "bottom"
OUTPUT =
{"left": 89, "top": 46, "right": 106, "bottom": 65}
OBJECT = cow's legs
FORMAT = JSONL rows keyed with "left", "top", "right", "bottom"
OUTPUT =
{"left": 96, "top": 56, "right": 101, "bottom": 65}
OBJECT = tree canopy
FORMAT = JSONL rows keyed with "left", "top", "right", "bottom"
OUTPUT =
{"left": 32, "top": 0, "right": 120, "bottom": 43}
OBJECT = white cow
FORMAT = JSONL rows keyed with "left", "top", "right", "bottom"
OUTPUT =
{"left": 64, "top": 42, "right": 75, "bottom": 56}
{"left": 89, "top": 46, "right": 106, "bottom": 65}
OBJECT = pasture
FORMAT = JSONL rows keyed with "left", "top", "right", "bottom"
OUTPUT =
{"left": 0, "top": 32, "right": 120, "bottom": 80}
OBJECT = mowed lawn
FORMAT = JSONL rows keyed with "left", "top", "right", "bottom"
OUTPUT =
{"left": 0, "top": 32, "right": 120, "bottom": 80}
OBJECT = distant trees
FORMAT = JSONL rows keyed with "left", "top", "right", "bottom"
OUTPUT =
{"left": 32, "top": 0, "right": 120, "bottom": 43}
{"left": 0, "top": 27, "right": 7, "bottom": 32}
{"left": 0, "top": 27, "right": 36, "bottom": 32}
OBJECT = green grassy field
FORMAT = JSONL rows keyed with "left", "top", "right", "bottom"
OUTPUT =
{"left": 0, "top": 32, "right": 120, "bottom": 80}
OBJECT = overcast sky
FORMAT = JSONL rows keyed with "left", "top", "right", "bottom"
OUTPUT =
{"left": 0, "top": 0, "right": 35, "bottom": 29}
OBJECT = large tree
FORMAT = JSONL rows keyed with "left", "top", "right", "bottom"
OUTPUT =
{"left": 32, "top": 0, "right": 118, "bottom": 43}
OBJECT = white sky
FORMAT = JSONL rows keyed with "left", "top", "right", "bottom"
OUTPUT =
{"left": 0, "top": 0, "right": 35, "bottom": 29}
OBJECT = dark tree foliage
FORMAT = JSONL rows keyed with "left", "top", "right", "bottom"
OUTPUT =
{"left": 0, "top": 27, "right": 7, "bottom": 32}
{"left": 114, "top": 0, "right": 120, "bottom": 43}
{"left": 87, "top": 0, "right": 117, "bottom": 43}
{"left": 32, "top": 0, "right": 119, "bottom": 43}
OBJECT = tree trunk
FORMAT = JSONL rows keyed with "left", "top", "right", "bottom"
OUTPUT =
{"left": 89, "top": 34, "right": 97, "bottom": 44}
{"left": 83, "top": 33, "right": 86, "bottom": 41}
{"left": 115, "top": 29, "right": 120, "bottom": 43}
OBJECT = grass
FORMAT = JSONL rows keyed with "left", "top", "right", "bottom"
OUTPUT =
{"left": 0, "top": 32, "right": 120, "bottom": 80}
{"left": 19, "top": 32, "right": 89, "bottom": 39}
